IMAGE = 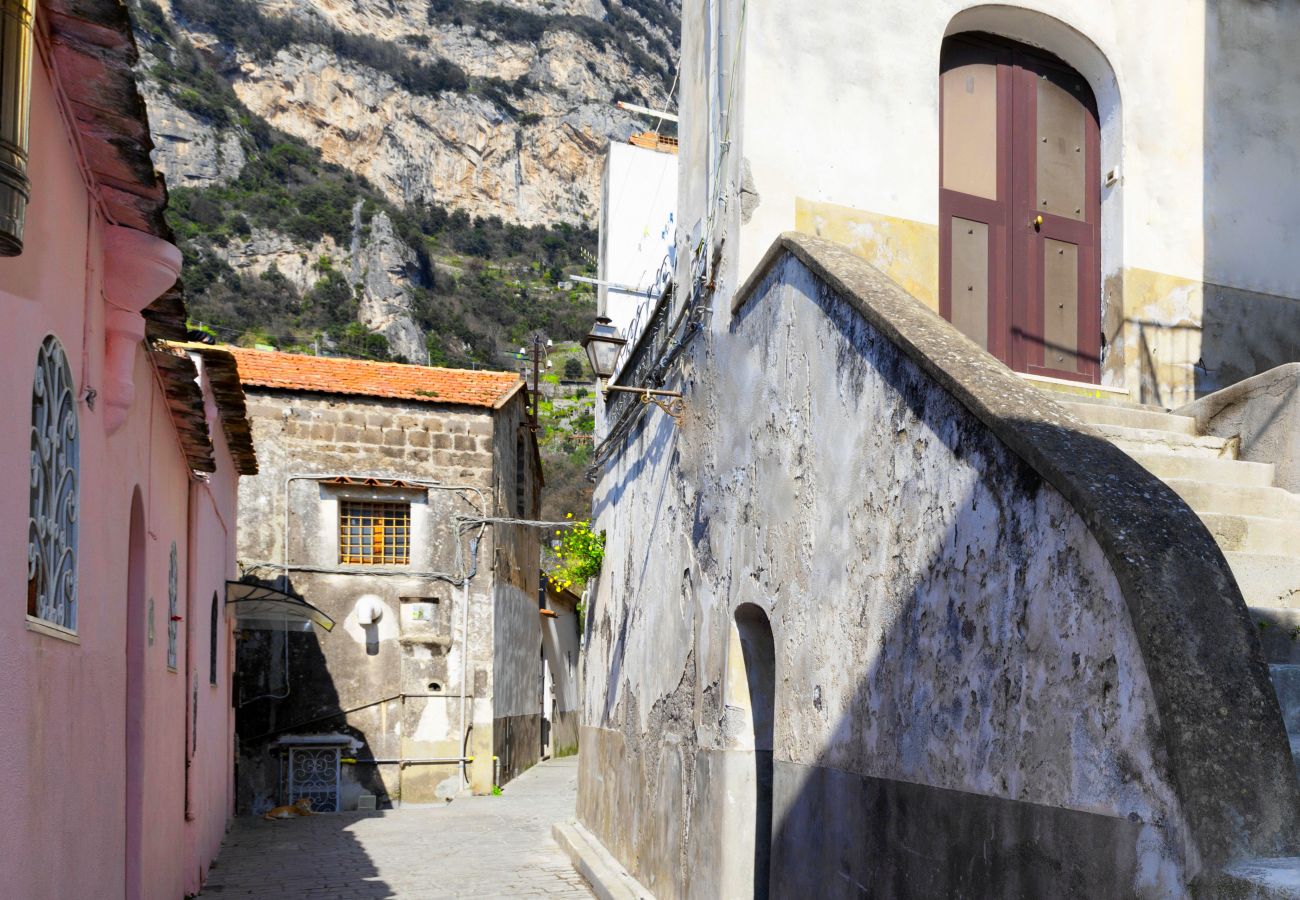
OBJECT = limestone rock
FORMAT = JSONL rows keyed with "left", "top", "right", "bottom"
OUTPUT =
{"left": 137, "top": 58, "right": 246, "bottom": 187}
{"left": 153, "top": 0, "right": 673, "bottom": 226}
{"left": 353, "top": 210, "right": 427, "bottom": 363}
{"left": 219, "top": 229, "right": 341, "bottom": 292}
{"left": 208, "top": 209, "right": 427, "bottom": 362}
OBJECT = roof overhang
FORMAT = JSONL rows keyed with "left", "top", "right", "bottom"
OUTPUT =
{"left": 226, "top": 581, "right": 335, "bottom": 633}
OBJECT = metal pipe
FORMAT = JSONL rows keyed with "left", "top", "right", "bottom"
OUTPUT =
{"left": 343, "top": 757, "right": 474, "bottom": 767}
{"left": 237, "top": 627, "right": 290, "bottom": 707}
{"left": 0, "top": 0, "right": 35, "bottom": 256}
{"left": 241, "top": 692, "right": 470, "bottom": 743}
{"left": 603, "top": 385, "right": 683, "bottom": 399}
{"left": 459, "top": 574, "right": 472, "bottom": 789}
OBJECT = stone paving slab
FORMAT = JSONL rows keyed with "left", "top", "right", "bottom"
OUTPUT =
{"left": 198, "top": 757, "right": 591, "bottom": 899}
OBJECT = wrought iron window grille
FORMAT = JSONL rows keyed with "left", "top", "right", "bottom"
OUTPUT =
{"left": 27, "top": 335, "right": 79, "bottom": 631}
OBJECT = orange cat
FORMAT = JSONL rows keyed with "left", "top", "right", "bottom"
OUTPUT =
{"left": 263, "top": 797, "right": 315, "bottom": 820}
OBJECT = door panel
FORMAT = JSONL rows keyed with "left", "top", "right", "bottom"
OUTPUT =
{"left": 940, "top": 33, "right": 1100, "bottom": 383}
{"left": 950, "top": 217, "right": 991, "bottom": 348}
{"left": 942, "top": 62, "right": 1000, "bottom": 201}
{"left": 1035, "top": 77, "right": 1088, "bottom": 222}
{"left": 1013, "top": 54, "right": 1101, "bottom": 381}
{"left": 939, "top": 36, "right": 1011, "bottom": 361}
{"left": 1042, "top": 239, "right": 1080, "bottom": 373}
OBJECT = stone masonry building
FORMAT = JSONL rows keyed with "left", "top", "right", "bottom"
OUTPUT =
{"left": 228, "top": 349, "right": 547, "bottom": 810}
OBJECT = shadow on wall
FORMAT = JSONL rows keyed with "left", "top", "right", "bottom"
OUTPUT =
{"left": 1197, "top": 2, "right": 1300, "bottom": 399}
{"left": 752, "top": 408, "right": 1289, "bottom": 897}
{"left": 763, "top": 424, "right": 1153, "bottom": 897}
{"left": 717, "top": 253, "right": 1298, "bottom": 896}
{"left": 234, "top": 577, "right": 391, "bottom": 816}
{"left": 198, "top": 810, "right": 391, "bottom": 897}
{"left": 589, "top": 409, "right": 681, "bottom": 722}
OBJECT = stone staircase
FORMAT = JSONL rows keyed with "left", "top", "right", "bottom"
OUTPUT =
{"left": 1061, "top": 394, "right": 1300, "bottom": 896}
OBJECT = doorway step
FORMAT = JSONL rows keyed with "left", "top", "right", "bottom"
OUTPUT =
{"left": 1058, "top": 394, "right": 1300, "bottom": 896}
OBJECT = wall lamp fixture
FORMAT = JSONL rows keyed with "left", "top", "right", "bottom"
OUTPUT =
{"left": 581, "top": 316, "right": 685, "bottom": 426}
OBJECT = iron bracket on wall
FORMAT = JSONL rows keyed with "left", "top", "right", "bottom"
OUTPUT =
{"left": 604, "top": 384, "right": 686, "bottom": 426}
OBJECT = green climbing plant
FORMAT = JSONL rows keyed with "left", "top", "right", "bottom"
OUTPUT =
{"left": 546, "top": 516, "right": 604, "bottom": 593}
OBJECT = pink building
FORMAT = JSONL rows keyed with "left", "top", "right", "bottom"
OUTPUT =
{"left": 0, "top": 2, "right": 257, "bottom": 898}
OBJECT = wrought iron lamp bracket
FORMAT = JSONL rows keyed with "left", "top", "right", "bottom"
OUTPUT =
{"left": 604, "top": 384, "right": 686, "bottom": 426}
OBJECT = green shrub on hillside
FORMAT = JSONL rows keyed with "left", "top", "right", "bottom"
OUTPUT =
{"left": 426, "top": 0, "right": 671, "bottom": 84}
{"left": 172, "top": 0, "right": 470, "bottom": 96}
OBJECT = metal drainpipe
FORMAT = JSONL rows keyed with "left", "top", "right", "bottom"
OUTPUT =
{"left": 184, "top": 478, "right": 199, "bottom": 821}
{"left": 459, "top": 573, "right": 472, "bottom": 789}
{"left": 343, "top": 757, "right": 474, "bottom": 767}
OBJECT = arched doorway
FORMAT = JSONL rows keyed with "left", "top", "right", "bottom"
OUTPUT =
{"left": 732, "top": 604, "right": 775, "bottom": 899}
{"left": 940, "top": 32, "right": 1101, "bottom": 382}
{"left": 124, "top": 489, "right": 146, "bottom": 900}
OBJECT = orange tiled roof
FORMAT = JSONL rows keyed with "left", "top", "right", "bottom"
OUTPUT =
{"left": 226, "top": 348, "right": 523, "bottom": 409}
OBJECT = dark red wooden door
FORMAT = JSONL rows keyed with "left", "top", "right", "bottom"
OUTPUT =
{"left": 940, "top": 34, "right": 1101, "bottom": 382}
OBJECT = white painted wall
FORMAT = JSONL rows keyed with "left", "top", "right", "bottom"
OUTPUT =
{"left": 676, "top": 0, "right": 1300, "bottom": 397}
{"left": 733, "top": 1, "right": 1207, "bottom": 279}
{"left": 598, "top": 141, "right": 678, "bottom": 339}
{"left": 542, "top": 599, "right": 581, "bottom": 714}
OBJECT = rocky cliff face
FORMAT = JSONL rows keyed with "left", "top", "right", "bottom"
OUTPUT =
{"left": 132, "top": 0, "right": 679, "bottom": 365}
{"left": 352, "top": 207, "right": 427, "bottom": 362}
{"left": 143, "top": 0, "right": 677, "bottom": 225}
{"left": 141, "top": 85, "right": 247, "bottom": 188}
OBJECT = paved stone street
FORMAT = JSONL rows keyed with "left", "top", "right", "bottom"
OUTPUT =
{"left": 198, "top": 757, "right": 591, "bottom": 899}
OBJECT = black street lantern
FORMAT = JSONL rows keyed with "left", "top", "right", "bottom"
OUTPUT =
{"left": 581, "top": 316, "right": 627, "bottom": 380}
{"left": 582, "top": 315, "right": 686, "bottom": 426}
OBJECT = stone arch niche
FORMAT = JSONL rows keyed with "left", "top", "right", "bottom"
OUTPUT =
{"left": 943, "top": 6, "right": 1125, "bottom": 387}
{"left": 725, "top": 603, "right": 776, "bottom": 899}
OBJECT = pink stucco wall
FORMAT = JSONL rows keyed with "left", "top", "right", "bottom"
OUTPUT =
{"left": 0, "top": 47, "right": 239, "bottom": 900}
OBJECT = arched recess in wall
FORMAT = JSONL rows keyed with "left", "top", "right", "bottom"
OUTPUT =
{"left": 942, "top": 6, "right": 1124, "bottom": 386}
{"left": 124, "top": 487, "right": 147, "bottom": 900}
{"left": 210, "top": 591, "right": 219, "bottom": 686}
{"left": 729, "top": 603, "right": 776, "bottom": 900}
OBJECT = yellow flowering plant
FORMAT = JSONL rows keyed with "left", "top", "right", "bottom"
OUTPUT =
{"left": 546, "top": 514, "right": 604, "bottom": 593}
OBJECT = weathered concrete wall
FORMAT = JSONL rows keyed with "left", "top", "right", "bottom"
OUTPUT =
{"left": 543, "top": 591, "right": 582, "bottom": 758}
{"left": 578, "top": 236, "right": 1297, "bottom": 897}
{"left": 680, "top": 0, "right": 1300, "bottom": 406}
{"left": 236, "top": 389, "right": 533, "bottom": 803}
{"left": 491, "top": 401, "right": 544, "bottom": 785}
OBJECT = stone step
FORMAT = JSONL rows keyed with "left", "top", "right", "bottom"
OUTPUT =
{"left": 1227, "top": 552, "right": 1300, "bottom": 608}
{"left": 1165, "top": 480, "right": 1300, "bottom": 520}
{"left": 1059, "top": 400, "right": 1198, "bottom": 435}
{"left": 1043, "top": 391, "right": 1157, "bottom": 411}
{"left": 1269, "top": 664, "right": 1300, "bottom": 735}
{"left": 1213, "top": 858, "right": 1300, "bottom": 898}
{"left": 1097, "top": 423, "right": 1238, "bottom": 459}
{"left": 1201, "top": 513, "right": 1300, "bottom": 556}
{"left": 1249, "top": 608, "right": 1300, "bottom": 665}
{"left": 1125, "top": 451, "right": 1275, "bottom": 488}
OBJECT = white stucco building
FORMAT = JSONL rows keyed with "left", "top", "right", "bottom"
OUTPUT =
{"left": 597, "top": 135, "right": 678, "bottom": 346}
{"left": 564, "top": 2, "right": 1300, "bottom": 897}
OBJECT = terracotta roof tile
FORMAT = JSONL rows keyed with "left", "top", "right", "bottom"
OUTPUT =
{"left": 226, "top": 348, "right": 523, "bottom": 409}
